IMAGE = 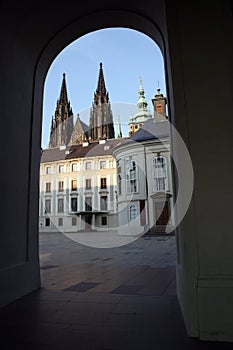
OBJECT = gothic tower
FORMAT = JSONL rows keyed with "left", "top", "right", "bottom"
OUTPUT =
{"left": 49, "top": 73, "right": 74, "bottom": 148}
{"left": 88, "top": 63, "right": 115, "bottom": 141}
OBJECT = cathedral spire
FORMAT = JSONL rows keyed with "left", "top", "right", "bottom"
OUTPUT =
{"left": 89, "top": 63, "right": 115, "bottom": 141}
{"left": 48, "top": 73, "right": 74, "bottom": 148}
{"left": 96, "top": 62, "right": 107, "bottom": 98}
{"left": 59, "top": 73, "right": 68, "bottom": 103}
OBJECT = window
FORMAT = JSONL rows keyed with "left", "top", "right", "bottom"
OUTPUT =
{"left": 59, "top": 164, "right": 65, "bottom": 173}
{"left": 71, "top": 197, "right": 77, "bottom": 212}
{"left": 45, "top": 199, "right": 51, "bottom": 214}
{"left": 85, "top": 161, "right": 91, "bottom": 170}
{"left": 153, "top": 157, "right": 167, "bottom": 191}
{"left": 126, "top": 160, "right": 138, "bottom": 193}
{"left": 72, "top": 163, "right": 78, "bottom": 172}
{"left": 58, "top": 218, "right": 63, "bottom": 226}
{"left": 72, "top": 217, "right": 77, "bottom": 226}
{"left": 45, "top": 218, "right": 50, "bottom": 226}
{"left": 85, "top": 197, "right": 92, "bottom": 211}
{"left": 85, "top": 178, "right": 91, "bottom": 190}
{"left": 100, "top": 160, "right": 106, "bottom": 169}
{"left": 45, "top": 182, "right": 51, "bottom": 192}
{"left": 58, "top": 181, "right": 64, "bottom": 192}
{"left": 46, "top": 166, "right": 51, "bottom": 174}
{"left": 129, "top": 204, "right": 137, "bottom": 221}
{"left": 156, "top": 103, "right": 162, "bottom": 113}
{"left": 100, "top": 177, "right": 107, "bottom": 189}
{"left": 100, "top": 196, "right": 107, "bottom": 211}
{"left": 101, "top": 216, "right": 107, "bottom": 226}
{"left": 117, "top": 160, "right": 122, "bottom": 195}
{"left": 57, "top": 198, "right": 64, "bottom": 213}
{"left": 71, "top": 180, "right": 77, "bottom": 191}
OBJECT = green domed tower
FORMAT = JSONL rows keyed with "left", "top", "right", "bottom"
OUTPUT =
{"left": 129, "top": 78, "right": 152, "bottom": 136}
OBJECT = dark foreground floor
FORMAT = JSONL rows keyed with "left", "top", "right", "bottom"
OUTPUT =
{"left": 0, "top": 232, "right": 232, "bottom": 349}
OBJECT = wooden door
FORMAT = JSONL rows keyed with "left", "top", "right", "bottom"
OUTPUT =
{"left": 155, "top": 201, "right": 169, "bottom": 226}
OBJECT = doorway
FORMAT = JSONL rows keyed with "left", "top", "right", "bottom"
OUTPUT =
{"left": 155, "top": 200, "right": 169, "bottom": 226}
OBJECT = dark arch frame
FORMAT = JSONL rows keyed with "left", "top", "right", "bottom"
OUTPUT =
{"left": 28, "top": 9, "right": 198, "bottom": 339}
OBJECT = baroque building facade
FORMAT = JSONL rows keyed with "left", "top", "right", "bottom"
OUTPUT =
{"left": 113, "top": 108, "right": 174, "bottom": 236}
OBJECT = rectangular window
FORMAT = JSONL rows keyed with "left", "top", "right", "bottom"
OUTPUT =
{"left": 72, "top": 163, "right": 78, "bottom": 172}
{"left": 46, "top": 167, "right": 51, "bottom": 174}
{"left": 100, "top": 196, "right": 107, "bottom": 211}
{"left": 100, "top": 177, "right": 107, "bottom": 189}
{"left": 58, "top": 218, "right": 63, "bottom": 226}
{"left": 72, "top": 217, "right": 77, "bottom": 226}
{"left": 57, "top": 198, "right": 64, "bottom": 213}
{"left": 71, "top": 180, "right": 77, "bottom": 191}
{"left": 85, "top": 197, "right": 92, "bottom": 211}
{"left": 59, "top": 165, "right": 65, "bottom": 173}
{"left": 71, "top": 197, "right": 77, "bottom": 212}
{"left": 45, "top": 199, "right": 51, "bottom": 214}
{"left": 85, "top": 178, "right": 91, "bottom": 190}
{"left": 45, "top": 218, "right": 50, "bottom": 226}
{"left": 156, "top": 177, "right": 166, "bottom": 191}
{"left": 58, "top": 181, "right": 64, "bottom": 192}
{"left": 100, "top": 160, "right": 106, "bottom": 169}
{"left": 153, "top": 157, "right": 167, "bottom": 192}
{"left": 129, "top": 204, "right": 137, "bottom": 221}
{"left": 45, "top": 182, "right": 51, "bottom": 192}
{"left": 85, "top": 162, "right": 91, "bottom": 170}
{"left": 117, "top": 160, "right": 122, "bottom": 195}
{"left": 156, "top": 103, "right": 163, "bottom": 113}
{"left": 101, "top": 216, "right": 107, "bottom": 226}
{"left": 126, "top": 160, "right": 138, "bottom": 193}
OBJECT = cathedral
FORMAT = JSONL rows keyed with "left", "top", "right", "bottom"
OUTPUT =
{"left": 49, "top": 63, "right": 115, "bottom": 149}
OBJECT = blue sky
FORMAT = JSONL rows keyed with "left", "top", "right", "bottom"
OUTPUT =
{"left": 42, "top": 28, "right": 166, "bottom": 148}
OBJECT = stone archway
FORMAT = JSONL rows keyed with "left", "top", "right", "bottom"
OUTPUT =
{"left": 31, "top": 9, "right": 198, "bottom": 338}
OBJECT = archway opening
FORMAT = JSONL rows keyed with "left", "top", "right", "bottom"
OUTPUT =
{"left": 39, "top": 27, "right": 177, "bottom": 299}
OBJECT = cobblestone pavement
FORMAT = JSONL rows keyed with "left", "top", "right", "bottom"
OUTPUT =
{"left": 0, "top": 232, "right": 232, "bottom": 349}
{"left": 39, "top": 231, "right": 177, "bottom": 296}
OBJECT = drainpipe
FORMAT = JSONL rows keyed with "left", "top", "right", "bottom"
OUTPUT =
{"left": 143, "top": 144, "right": 150, "bottom": 230}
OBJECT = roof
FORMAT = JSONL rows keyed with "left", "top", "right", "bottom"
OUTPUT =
{"left": 80, "top": 119, "right": 89, "bottom": 133}
{"left": 40, "top": 147, "right": 68, "bottom": 163}
{"left": 129, "top": 118, "right": 170, "bottom": 142}
{"left": 41, "top": 138, "right": 129, "bottom": 163}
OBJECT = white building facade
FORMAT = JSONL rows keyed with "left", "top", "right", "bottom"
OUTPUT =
{"left": 39, "top": 139, "right": 128, "bottom": 232}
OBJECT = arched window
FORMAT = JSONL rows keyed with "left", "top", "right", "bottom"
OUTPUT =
{"left": 126, "top": 160, "right": 138, "bottom": 193}
{"left": 153, "top": 156, "right": 167, "bottom": 191}
{"left": 129, "top": 204, "right": 137, "bottom": 221}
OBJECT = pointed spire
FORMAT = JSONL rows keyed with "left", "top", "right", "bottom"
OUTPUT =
{"left": 116, "top": 115, "right": 122, "bottom": 138}
{"left": 137, "top": 77, "right": 148, "bottom": 111}
{"left": 48, "top": 73, "right": 74, "bottom": 148}
{"left": 89, "top": 63, "right": 114, "bottom": 141}
{"left": 59, "top": 73, "right": 68, "bottom": 103}
{"left": 96, "top": 62, "right": 107, "bottom": 96}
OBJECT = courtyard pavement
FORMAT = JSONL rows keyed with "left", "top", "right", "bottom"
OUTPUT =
{"left": 40, "top": 231, "right": 177, "bottom": 295}
{"left": 0, "top": 231, "right": 232, "bottom": 349}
